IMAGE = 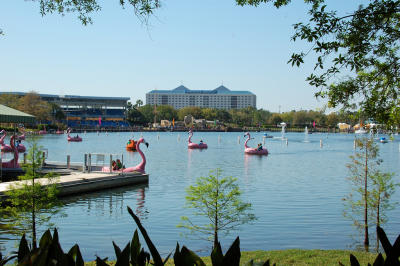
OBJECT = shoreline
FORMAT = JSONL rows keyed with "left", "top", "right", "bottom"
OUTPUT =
{"left": 3, "top": 127, "right": 369, "bottom": 134}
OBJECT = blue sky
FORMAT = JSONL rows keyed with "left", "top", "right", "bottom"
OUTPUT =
{"left": 0, "top": 0, "right": 357, "bottom": 112}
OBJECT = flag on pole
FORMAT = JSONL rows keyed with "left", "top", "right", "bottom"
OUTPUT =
{"left": 172, "top": 118, "right": 175, "bottom": 127}
{"left": 99, "top": 117, "right": 102, "bottom": 126}
{"left": 313, "top": 121, "right": 316, "bottom": 128}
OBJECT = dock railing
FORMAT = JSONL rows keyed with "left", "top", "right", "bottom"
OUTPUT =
{"left": 83, "top": 153, "right": 124, "bottom": 174}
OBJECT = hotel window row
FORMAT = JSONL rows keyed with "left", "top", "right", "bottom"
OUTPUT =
{"left": 146, "top": 85, "right": 256, "bottom": 110}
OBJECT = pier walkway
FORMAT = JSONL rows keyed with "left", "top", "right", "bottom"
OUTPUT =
{"left": 0, "top": 170, "right": 148, "bottom": 199}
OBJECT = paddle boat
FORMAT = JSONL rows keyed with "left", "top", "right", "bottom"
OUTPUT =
{"left": 67, "top": 128, "right": 82, "bottom": 142}
{"left": 355, "top": 128, "right": 368, "bottom": 134}
{"left": 380, "top": 137, "right": 388, "bottom": 143}
{"left": 244, "top": 132, "right": 268, "bottom": 155}
{"left": 0, "top": 130, "right": 11, "bottom": 152}
{"left": 15, "top": 139, "right": 26, "bottom": 153}
{"left": 188, "top": 129, "right": 208, "bottom": 149}
{"left": 18, "top": 126, "right": 26, "bottom": 140}
{"left": 1, "top": 135, "right": 20, "bottom": 169}
{"left": 16, "top": 127, "right": 26, "bottom": 152}
{"left": 102, "top": 138, "right": 149, "bottom": 174}
{"left": 68, "top": 135, "right": 82, "bottom": 142}
{"left": 263, "top": 132, "right": 273, "bottom": 138}
{"left": 0, "top": 130, "right": 26, "bottom": 153}
{"left": 126, "top": 139, "right": 137, "bottom": 151}
{"left": 38, "top": 128, "right": 47, "bottom": 134}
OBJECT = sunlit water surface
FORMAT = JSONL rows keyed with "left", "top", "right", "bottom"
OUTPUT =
{"left": 1, "top": 132, "right": 399, "bottom": 260}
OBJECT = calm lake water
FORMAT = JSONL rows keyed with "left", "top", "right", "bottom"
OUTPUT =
{"left": 1, "top": 131, "right": 399, "bottom": 260}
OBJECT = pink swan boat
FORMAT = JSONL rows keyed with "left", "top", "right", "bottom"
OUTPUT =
{"left": 38, "top": 128, "right": 47, "bottom": 134}
{"left": 17, "top": 127, "right": 26, "bottom": 152}
{"left": 188, "top": 129, "right": 208, "bottom": 149}
{"left": 18, "top": 127, "right": 26, "bottom": 140}
{"left": 244, "top": 132, "right": 268, "bottom": 155}
{"left": 1, "top": 135, "right": 20, "bottom": 168}
{"left": 68, "top": 135, "right": 82, "bottom": 142}
{"left": 0, "top": 130, "right": 26, "bottom": 153}
{"left": 16, "top": 140, "right": 26, "bottom": 153}
{"left": 102, "top": 138, "right": 149, "bottom": 174}
{"left": 0, "top": 130, "right": 11, "bottom": 152}
{"left": 67, "top": 128, "right": 82, "bottom": 142}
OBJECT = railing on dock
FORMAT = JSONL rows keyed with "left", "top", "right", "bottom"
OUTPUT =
{"left": 83, "top": 153, "right": 124, "bottom": 174}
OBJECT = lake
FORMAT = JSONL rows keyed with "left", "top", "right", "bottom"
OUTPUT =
{"left": 1, "top": 131, "right": 399, "bottom": 260}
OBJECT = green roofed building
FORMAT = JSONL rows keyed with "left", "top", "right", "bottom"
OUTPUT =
{"left": 146, "top": 85, "right": 256, "bottom": 110}
{"left": 0, "top": 104, "right": 35, "bottom": 124}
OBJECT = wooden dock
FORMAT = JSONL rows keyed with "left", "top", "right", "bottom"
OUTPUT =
{"left": 0, "top": 171, "right": 149, "bottom": 199}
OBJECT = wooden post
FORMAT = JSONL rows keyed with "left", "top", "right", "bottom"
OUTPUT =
{"left": 42, "top": 151, "right": 46, "bottom": 166}
{"left": 67, "top": 155, "right": 70, "bottom": 169}
{"left": 88, "top": 153, "right": 92, "bottom": 173}
{"left": 109, "top": 154, "right": 113, "bottom": 173}
{"left": 83, "top": 154, "right": 87, "bottom": 173}
{"left": 121, "top": 154, "right": 124, "bottom": 174}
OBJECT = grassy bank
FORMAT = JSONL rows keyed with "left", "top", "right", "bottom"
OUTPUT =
{"left": 238, "top": 249, "right": 378, "bottom": 265}
{"left": 86, "top": 249, "right": 379, "bottom": 265}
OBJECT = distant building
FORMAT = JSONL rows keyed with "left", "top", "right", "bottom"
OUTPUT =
{"left": 146, "top": 85, "right": 256, "bottom": 110}
{"left": 0, "top": 92, "right": 130, "bottom": 128}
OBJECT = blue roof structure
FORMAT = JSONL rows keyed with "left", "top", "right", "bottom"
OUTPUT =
{"left": 148, "top": 85, "right": 254, "bottom": 95}
{"left": 0, "top": 91, "right": 130, "bottom": 101}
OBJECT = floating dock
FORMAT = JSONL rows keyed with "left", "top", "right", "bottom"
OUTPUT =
{"left": 0, "top": 170, "right": 148, "bottom": 199}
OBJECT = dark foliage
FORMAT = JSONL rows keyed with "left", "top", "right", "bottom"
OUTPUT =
{"left": 15, "top": 228, "right": 84, "bottom": 265}
{"left": 0, "top": 250, "right": 17, "bottom": 266}
{"left": 340, "top": 226, "right": 400, "bottom": 266}
{"left": 173, "top": 243, "right": 205, "bottom": 266}
{"left": 8, "top": 206, "right": 400, "bottom": 265}
{"left": 245, "top": 259, "right": 275, "bottom": 266}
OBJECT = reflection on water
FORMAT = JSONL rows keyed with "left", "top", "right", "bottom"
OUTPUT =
{"left": 0, "top": 132, "right": 399, "bottom": 260}
{"left": 0, "top": 183, "right": 148, "bottom": 259}
{"left": 61, "top": 183, "right": 148, "bottom": 219}
{"left": 135, "top": 188, "right": 147, "bottom": 219}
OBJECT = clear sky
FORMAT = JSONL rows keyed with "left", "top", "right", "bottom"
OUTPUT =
{"left": 0, "top": 0, "right": 356, "bottom": 112}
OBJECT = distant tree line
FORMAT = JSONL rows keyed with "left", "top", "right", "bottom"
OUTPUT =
{"left": 0, "top": 92, "right": 65, "bottom": 125}
{"left": 1, "top": 92, "right": 392, "bottom": 129}
{"left": 125, "top": 101, "right": 375, "bottom": 128}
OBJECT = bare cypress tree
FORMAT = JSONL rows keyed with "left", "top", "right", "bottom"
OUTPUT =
{"left": 343, "top": 137, "right": 398, "bottom": 251}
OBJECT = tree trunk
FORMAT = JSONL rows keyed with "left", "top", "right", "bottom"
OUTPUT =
{"left": 376, "top": 190, "right": 381, "bottom": 251}
{"left": 32, "top": 151, "right": 37, "bottom": 249}
{"left": 32, "top": 200, "right": 36, "bottom": 249}
{"left": 213, "top": 178, "right": 219, "bottom": 249}
{"left": 364, "top": 141, "right": 369, "bottom": 251}
{"left": 213, "top": 223, "right": 218, "bottom": 249}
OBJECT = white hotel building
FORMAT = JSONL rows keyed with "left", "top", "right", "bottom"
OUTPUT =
{"left": 146, "top": 85, "right": 256, "bottom": 110}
